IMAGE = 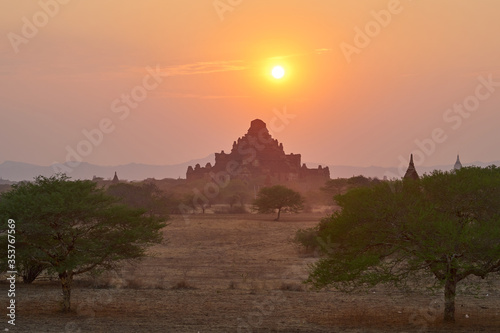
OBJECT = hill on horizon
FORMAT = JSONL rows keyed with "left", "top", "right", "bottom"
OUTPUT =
{"left": 1, "top": 158, "right": 498, "bottom": 183}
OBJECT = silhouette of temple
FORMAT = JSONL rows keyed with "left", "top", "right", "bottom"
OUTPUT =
{"left": 403, "top": 154, "right": 464, "bottom": 180}
{"left": 112, "top": 171, "right": 119, "bottom": 183}
{"left": 186, "top": 119, "right": 330, "bottom": 184}
{"left": 454, "top": 154, "right": 462, "bottom": 170}
{"left": 404, "top": 154, "right": 420, "bottom": 180}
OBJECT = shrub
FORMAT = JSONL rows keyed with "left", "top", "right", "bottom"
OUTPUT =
{"left": 294, "top": 227, "right": 320, "bottom": 252}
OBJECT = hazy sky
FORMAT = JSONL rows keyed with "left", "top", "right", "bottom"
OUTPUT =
{"left": 1, "top": 0, "right": 499, "bottom": 170}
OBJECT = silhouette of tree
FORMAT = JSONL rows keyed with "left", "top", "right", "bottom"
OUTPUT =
{"left": 253, "top": 185, "right": 304, "bottom": 221}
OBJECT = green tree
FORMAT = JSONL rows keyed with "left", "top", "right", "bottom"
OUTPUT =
{"left": 307, "top": 167, "right": 500, "bottom": 323}
{"left": 253, "top": 185, "right": 304, "bottom": 221}
{"left": 0, "top": 175, "right": 167, "bottom": 312}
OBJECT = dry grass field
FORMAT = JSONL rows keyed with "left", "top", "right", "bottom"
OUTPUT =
{"left": 4, "top": 213, "right": 500, "bottom": 332}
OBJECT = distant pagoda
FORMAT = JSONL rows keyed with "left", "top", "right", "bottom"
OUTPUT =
{"left": 403, "top": 154, "right": 420, "bottom": 180}
{"left": 186, "top": 119, "right": 330, "bottom": 184}
{"left": 403, "top": 154, "right": 464, "bottom": 180}
{"left": 454, "top": 155, "right": 462, "bottom": 170}
{"left": 112, "top": 171, "right": 119, "bottom": 183}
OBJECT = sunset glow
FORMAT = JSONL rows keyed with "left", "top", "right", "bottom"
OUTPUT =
{"left": 1, "top": 2, "right": 500, "bottom": 329}
{"left": 1, "top": 1, "right": 499, "bottom": 174}
{"left": 271, "top": 65, "right": 285, "bottom": 79}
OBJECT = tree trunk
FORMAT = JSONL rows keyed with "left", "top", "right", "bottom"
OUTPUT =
{"left": 444, "top": 276, "right": 457, "bottom": 322}
{"left": 59, "top": 271, "right": 73, "bottom": 312}
{"left": 275, "top": 208, "right": 281, "bottom": 221}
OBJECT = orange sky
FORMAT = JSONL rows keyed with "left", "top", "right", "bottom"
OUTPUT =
{"left": 1, "top": 0, "right": 499, "bottom": 171}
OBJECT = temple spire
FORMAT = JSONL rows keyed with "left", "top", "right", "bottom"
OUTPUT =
{"left": 112, "top": 171, "right": 119, "bottom": 183}
{"left": 454, "top": 154, "right": 462, "bottom": 170}
{"left": 404, "top": 154, "right": 419, "bottom": 180}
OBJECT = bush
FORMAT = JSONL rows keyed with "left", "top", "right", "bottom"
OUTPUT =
{"left": 294, "top": 227, "right": 320, "bottom": 252}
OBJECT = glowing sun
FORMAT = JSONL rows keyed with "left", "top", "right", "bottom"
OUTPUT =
{"left": 271, "top": 65, "right": 285, "bottom": 79}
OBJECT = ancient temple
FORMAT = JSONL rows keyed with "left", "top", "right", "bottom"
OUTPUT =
{"left": 403, "top": 154, "right": 420, "bottom": 180}
{"left": 186, "top": 119, "right": 330, "bottom": 184}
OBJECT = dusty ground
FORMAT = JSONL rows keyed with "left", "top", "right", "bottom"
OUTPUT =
{"left": 3, "top": 213, "right": 500, "bottom": 332}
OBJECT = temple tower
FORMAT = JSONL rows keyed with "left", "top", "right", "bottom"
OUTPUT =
{"left": 454, "top": 155, "right": 462, "bottom": 170}
{"left": 403, "top": 154, "right": 419, "bottom": 180}
{"left": 186, "top": 119, "right": 330, "bottom": 183}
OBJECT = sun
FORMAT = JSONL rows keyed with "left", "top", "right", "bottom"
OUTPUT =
{"left": 271, "top": 65, "right": 285, "bottom": 79}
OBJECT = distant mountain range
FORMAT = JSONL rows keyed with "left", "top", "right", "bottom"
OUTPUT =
{"left": 0, "top": 157, "right": 498, "bottom": 182}
{"left": 0, "top": 155, "right": 215, "bottom": 182}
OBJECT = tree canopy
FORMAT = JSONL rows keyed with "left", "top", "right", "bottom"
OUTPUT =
{"left": 0, "top": 175, "right": 167, "bottom": 311}
{"left": 307, "top": 166, "right": 500, "bottom": 322}
{"left": 253, "top": 185, "right": 304, "bottom": 221}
